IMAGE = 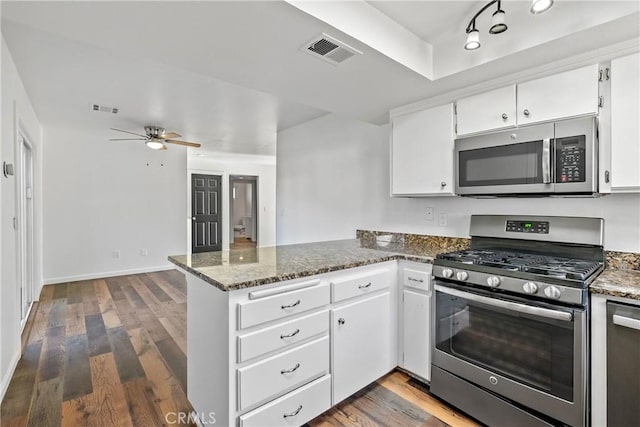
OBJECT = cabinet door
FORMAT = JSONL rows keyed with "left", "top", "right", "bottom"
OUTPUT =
{"left": 456, "top": 85, "right": 516, "bottom": 136}
{"left": 331, "top": 292, "right": 391, "bottom": 404}
{"left": 391, "top": 104, "right": 455, "bottom": 196}
{"left": 517, "top": 64, "right": 599, "bottom": 125}
{"left": 402, "top": 290, "right": 431, "bottom": 381}
{"left": 611, "top": 52, "right": 640, "bottom": 191}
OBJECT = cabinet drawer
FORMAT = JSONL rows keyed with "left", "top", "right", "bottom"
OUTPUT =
{"left": 238, "top": 310, "right": 329, "bottom": 362}
{"left": 239, "top": 375, "right": 331, "bottom": 427}
{"left": 237, "top": 336, "right": 329, "bottom": 410}
{"left": 238, "top": 283, "right": 329, "bottom": 329}
{"left": 331, "top": 268, "right": 390, "bottom": 303}
{"left": 403, "top": 267, "right": 431, "bottom": 292}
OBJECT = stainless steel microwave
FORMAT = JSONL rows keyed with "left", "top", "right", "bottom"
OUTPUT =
{"left": 454, "top": 117, "right": 598, "bottom": 196}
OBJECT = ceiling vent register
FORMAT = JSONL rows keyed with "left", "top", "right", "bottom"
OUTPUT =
{"left": 302, "top": 33, "right": 362, "bottom": 65}
{"left": 91, "top": 103, "right": 118, "bottom": 114}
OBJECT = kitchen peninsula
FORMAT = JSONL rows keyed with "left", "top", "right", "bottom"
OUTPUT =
{"left": 168, "top": 239, "right": 439, "bottom": 427}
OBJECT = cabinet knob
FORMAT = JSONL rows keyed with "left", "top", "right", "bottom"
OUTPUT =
{"left": 441, "top": 181, "right": 447, "bottom": 188}
{"left": 523, "top": 109, "right": 530, "bottom": 117}
{"left": 338, "top": 318, "right": 345, "bottom": 325}
{"left": 501, "top": 113, "right": 508, "bottom": 120}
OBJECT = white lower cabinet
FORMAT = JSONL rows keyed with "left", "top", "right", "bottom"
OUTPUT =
{"left": 239, "top": 375, "right": 332, "bottom": 427}
{"left": 402, "top": 290, "right": 432, "bottom": 381}
{"left": 331, "top": 291, "right": 392, "bottom": 404}
{"left": 400, "top": 262, "right": 433, "bottom": 381}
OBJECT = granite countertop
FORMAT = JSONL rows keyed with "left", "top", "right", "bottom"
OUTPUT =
{"left": 590, "top": 268, "right": 640, "bottom": 301}
{"left": 168, "top": 239, "right": 436, "bottom": 291}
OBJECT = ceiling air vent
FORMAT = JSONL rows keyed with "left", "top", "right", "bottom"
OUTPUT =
{"left": 302, "top": 33, "right": 362, "bottom": 65}
{"left": 91, "top": 103, "right": 118, "bottom": 114}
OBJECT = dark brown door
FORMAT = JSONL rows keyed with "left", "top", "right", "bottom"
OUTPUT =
{"left": 191, "top": 174, "right": 222, "bottom": 253}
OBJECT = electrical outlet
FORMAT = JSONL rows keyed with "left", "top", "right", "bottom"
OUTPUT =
{"left": 112, "top": 250, "right": 121, "bottom": 259}
{"left": 425, "top": 207, "right": 434, "bottom": 221}
{"left": 140, "top": 248, "right": 148, "bottom": 256}
{"left": 438, "top": 213, "right": 448, "bottom": 227}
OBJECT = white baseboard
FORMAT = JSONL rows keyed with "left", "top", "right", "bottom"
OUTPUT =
{"left": 43, "top": 264, "right": 176, "bottom": 285}
{"left": 0, "top": 350, "right": 21, "bottom": 404}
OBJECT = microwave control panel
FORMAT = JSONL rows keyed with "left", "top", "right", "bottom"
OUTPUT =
{"left": 506, "top": 220, "right": 549, "bottom": 234}
{"left": 556, "top": 136, "right": 586, "bottom": 183}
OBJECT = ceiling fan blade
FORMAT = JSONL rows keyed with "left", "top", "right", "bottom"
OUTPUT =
{"left": 110, "top": 128, "right": 148, "bottom": 138}
{"left": 165, "top": 139, "right": 201, "bottom": 148}
{"left": 109, "top": 138, "right": 147, "bottom": 141}
{"left": 160, "top": 131, "right": 181, "bottom": 139}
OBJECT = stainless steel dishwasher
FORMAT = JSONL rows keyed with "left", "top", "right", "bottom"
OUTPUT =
{"left": 607, "top": 301, "right": 640, "bottom": 427}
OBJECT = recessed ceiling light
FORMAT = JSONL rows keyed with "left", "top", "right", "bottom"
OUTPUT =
{"left": 530, "top": 0, "right": 553, "bottom": 14}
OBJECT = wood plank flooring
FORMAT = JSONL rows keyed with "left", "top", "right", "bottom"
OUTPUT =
{"left": 1, "top": 270, "right": 478, "bottom": 427}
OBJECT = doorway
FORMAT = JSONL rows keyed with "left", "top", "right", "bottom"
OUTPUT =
{"left": 229, "top": 176, "right": 258, "bottom": 250}
{"left": 191, "top": 174, "right": 222, "bottom": 253}
{"left": 17, "top": 134, "right": 35, "bottom": 326}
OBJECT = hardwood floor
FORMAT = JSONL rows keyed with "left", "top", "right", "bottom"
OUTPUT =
{"left": 1, "top": 270, "right": 478, "bottom": 427}
{"left": 230, "top": 238, "right": 257, "bottom": 250}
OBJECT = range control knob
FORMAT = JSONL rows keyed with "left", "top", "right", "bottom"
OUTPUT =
{"left": 456, "top": 271, "right": 469, "bottom": 281}
{"left": 442, "top": 268, "right": 454, "bottom": 278}
{"left": 486, "top": 276, "right": 501, "bottom": 288}
{"left": 544, "top": 285, "right": 562, "bottom": 299}
{"left": 522, "top": 282, "right": 538, "bottom": 294}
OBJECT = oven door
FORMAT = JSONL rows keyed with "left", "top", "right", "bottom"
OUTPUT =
{"left": 433, "top": 282, "right": 587, "bottom": 427}
{"left": 455, "top": 123, "right": 555, "bottom": 195}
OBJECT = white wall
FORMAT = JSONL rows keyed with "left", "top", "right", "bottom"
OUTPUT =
{"left": 276, "top": 114, "right": 640, "bottom": 253}
{"left": 1, "top": 36, "right": 43, "bottom": 399}
{"left": 188, "top": 153, "right": 276, "bottom": 251}
{"left": 43, "top": 126, "right": 187, "bottom": 283}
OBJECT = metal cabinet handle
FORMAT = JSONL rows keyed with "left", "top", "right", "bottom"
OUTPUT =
{"left": 501, "top": 113, "right": 508, "bottom": 120}
{"left": 523, "top": 109, "right": 530, "bottom": 117}
{"left": 358, "top": 282, "right": 372, "bottom": 289}
{"left": 408, "top": 277, "right": 424, "bottom": 283}
{"left": 280, "top": 329, "right": 300, "bottom": 339}
{"left": 283, "top": 405, "right": 303, "bottom": 418}
{"left": 191, "top": 217, "right": 196, "bottom": 220}
{"left": 280, "top": 363, "right": 301, "bottom": 374}
{"left": 281, "top": 300, "right": 300, "bottom": 309}
{"left": 338, "top": 318, "right": 345, "bottom": 325}
{"left": 613, "top": 314, "right": 640, "bottom": 331}
{"left": 440, "top": 181, "right": 447, "bottom": 188}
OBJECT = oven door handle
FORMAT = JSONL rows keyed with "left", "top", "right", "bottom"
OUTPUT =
{"left": 435, "top": 285, "right": 573, "bottom": 322}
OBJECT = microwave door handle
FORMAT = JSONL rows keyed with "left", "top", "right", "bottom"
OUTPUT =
{"left": 542, "top": 138, "right": 552, "bottom": 184}
{"left": 435, "top": 284, "right": 573, "bottom": 322}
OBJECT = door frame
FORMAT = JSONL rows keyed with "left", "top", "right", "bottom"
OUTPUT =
{"left": 228, "top": 175, "right": 258, "bottom": 246}
{"left": 16, "top": 132, "right": 35, "bottom": 327}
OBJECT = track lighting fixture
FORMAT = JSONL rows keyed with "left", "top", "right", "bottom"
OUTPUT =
{"left": 464, "top": 0, "right": 553, "bottom": 50}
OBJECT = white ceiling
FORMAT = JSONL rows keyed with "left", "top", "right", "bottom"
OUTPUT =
{"left": 2, "top": 1, "right": 639, "bottom": 156}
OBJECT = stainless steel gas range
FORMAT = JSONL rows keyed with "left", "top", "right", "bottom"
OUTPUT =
{"left": 431, "top": 215, "right": 604, "bottom": 427}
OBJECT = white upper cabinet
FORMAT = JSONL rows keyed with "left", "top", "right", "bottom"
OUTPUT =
{"left": 391, "top": 103, "right": 455, "bottom": 196}
{"left": 456, "top": 85, "right": 516, "bottom": 136}
{"left": 517, "top": 64, "right": 599, "bottom": 125}
{"left": 610, "top": 52, "right": 640, "bottom": 191}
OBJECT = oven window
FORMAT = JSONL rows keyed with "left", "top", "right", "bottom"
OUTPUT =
{"left": 458, "top": 141, "right": 544, "bottom": 187}
{"left": 435, "top": 290, "right": 574, "bottom": 401}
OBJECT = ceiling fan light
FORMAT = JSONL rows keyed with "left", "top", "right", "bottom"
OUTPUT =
{"left": 530, "top": 0, "right": 553, "bottom": 14}
{"left": 465, "top": 29, "right": 480, "bottom": 50}
{"left": 146, "top": 140, "right": 165, "bottom": 150}
{"left": 489, "top": 9, "right": 507, "bottom": 34}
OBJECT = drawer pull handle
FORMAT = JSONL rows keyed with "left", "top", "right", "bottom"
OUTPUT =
{"left": 283, "top": 405, "right": 303, "bottom": 418}
{"left": 408, "top": 277, "right": 424, "bottom": 283}
{"left": 280, "top": 329, "right": 300, "bottom": 339}
{"left": 358, "top": 282, "right": 372, "bottom": 289}
{"left": 281, "top": 363, "right": 301, "bottom": 374}
{"left": 281, "top": 300, "right": 301, "bottom": 309}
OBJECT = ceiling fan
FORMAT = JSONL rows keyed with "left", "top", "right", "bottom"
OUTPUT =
{"left": 109, "top": 126, "right": 202, "bottom": 150}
